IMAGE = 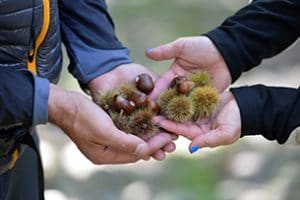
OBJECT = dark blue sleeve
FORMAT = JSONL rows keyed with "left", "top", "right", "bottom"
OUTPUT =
{"left": 0, "top": 69, "right": 34, "bottom": 173}
{"left": 230, "top": 85, "right": 300, "bottom": 144}
{"left": 206, "top": 0, "right": 300, "bottom": 82}
{"left": 58, "top": 0, "right": 132, "bottom": 86}
{"left": 0, "top": 69, "right": 34, "bottom": 129}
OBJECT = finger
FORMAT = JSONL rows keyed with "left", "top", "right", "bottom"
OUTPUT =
{"left": 145, "top": 39, "right": 183, "bottom": 61}
{"left": 189, "top": 129, "right": 234, "bottom": 150}
{"left": 151, "top": 150, "right": 166, "bottom": 161}
{"left": 143, "top": 156, "right": 151, "bottom": 161}
{"left": 154, "top": 116, "right": 203, "bottom": 140}
{"left": 146, "top": 132, "right": 175, "bottom": 155}
{"left": 148, "top": 68, "right": 175, "bottom": 100}
{"left": 170, "top": 134, "right": 179, "bottom": 141}
{"left": 162, "top": 142, "right": 176, "bottom": 153}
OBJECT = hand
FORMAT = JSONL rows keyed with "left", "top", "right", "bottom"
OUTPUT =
{"left": 146, "top": 36, "right": 232, "bottom": 99}
{"left": 48, "top": 84, "right": 175, "bottom": 164}
{"left": 155, "top": 91, "right": 241, "bottom": 152}
{"left": 88, "top": 63, "right": 177, "bottom": 161}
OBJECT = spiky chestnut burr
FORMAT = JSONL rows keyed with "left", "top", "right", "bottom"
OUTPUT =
{"left": 188, "top": 72, "right": 212, "bottom": 87}
{"left": 157, "top": 88, "right": 177, "bottom": 113}
{"left": 190, "top": 86, "right": 220, "bottom": 120}
{"left": 135, "top": 73, "right": 154, "bottom": 94}
{"left": 110, "top": 111, "right": 132, "bottom": 133}
{"left": 94, "top": 90, "right": 119, "bottom": 112}
{"left": 129, "top": 109, "right": 157, "bottom": 140}
{"left": 164, "top": 95, "right": 194, "bottom": 123}
{"left": 119, "top": 83, "right": 136, "bottom": 98}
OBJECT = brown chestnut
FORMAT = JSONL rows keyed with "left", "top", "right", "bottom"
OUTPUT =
{"left": 170, "top": 75, "right": 187, "bottom": 88}
{"left": 127, "top": 90, "right": 149, "bottom": 108}
{"left": 176, "top": 80, "right": 195, "bottom": 94}
{"left": 113, "top": 95, "right": 135, "bottom": 114}
{"left": 135, "top": 73, "right": 154, "bottom": 94}
{"left": 147, "top": 100, "right": 161, "bottom": 114}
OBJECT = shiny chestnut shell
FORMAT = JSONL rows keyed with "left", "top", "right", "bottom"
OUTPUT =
{"left": 135, "top": 73, "right": 154, "bottom": 94}
{"left": 127, "top": 90, "right": 149, "bottom": 108}
{"left": 113, "top": 95, "right": 135, "bottom": 114}
{"left": 170, "top": 75, "right": 187, "bottom": 88}
{"left": 147, "top": 100, "right": 161, "bottom": 114}
{"left": 176, "top": 80, "right": 195, "bottom": 94}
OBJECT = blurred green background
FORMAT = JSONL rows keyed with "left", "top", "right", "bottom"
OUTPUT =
{"left": 38, "top": 0, "right": 300, "bottom": 200}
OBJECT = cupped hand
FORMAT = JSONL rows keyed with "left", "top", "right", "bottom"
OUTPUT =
{"left": 88, "top": 63, "right": 178, "bottom": 161}
{"left": 155, "top": 91, "right": 241, "bottom": 152}
{"left": 146, "top": 36, "right": 232, "bottom": 100}
{"left": 48, "top": 84, "right": 176, "bottom": 164}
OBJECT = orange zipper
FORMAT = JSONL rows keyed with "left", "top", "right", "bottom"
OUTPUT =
{"left": 27, "top": 0, "right": 51, "bottom": 75}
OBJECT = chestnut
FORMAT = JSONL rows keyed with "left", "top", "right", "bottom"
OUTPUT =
{"left": 135, "top": 73, "right": 154, "bottom": 94}
{"left": 127, "top": 90, "right": 149, "bottom": 108}
{"left": 113, "top": 95, "right": 135, "bottom": 114}
{"left": 170, "top": 75, "right": 187, "bottom": 88}
{"left": 147, "top": 100, "right": 161, "bottom": 114}
{"left": 176, "top": 80, "right": 195, "bottom": 94}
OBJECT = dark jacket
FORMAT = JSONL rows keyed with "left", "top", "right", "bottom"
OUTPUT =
{"left": 207, "top": 0, "right": 300, "bottom": 144}
{"left": 0, "top": 0, "right": 131, "bottom": 190}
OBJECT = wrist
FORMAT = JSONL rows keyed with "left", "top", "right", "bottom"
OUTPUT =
{"left": 204, "top": 36, "right": 232, "bottom": 90}
{"left": 48, "top": 84, "right": 77, "bottom": 128}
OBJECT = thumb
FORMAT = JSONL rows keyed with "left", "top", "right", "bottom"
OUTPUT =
{"left": 149, "top": 68, "right": 174, "bottom": 100}
{"left": 145, "top": 39, "right": 183, "bottom": 61}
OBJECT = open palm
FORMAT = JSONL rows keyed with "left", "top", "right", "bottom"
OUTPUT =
{"left": 146, "top": 36, "right": 232, "bottom": 100}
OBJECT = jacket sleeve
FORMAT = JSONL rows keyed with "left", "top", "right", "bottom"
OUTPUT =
{"left": 0, "top": 69, "right": 33, "bottom": 128}
{"left": 230, "top": 85, "right": 300, "bottom": 144}
{"left": 0, "top": 68, "right": 49, "bottom": 174}
{"left": 58, "top": 0, "right": 132, "bottom": 88}
{"left": 206, "top": 0, "right": 300, "bottom": 82}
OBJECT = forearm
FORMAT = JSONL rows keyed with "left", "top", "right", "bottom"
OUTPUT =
{"left": 231, "top": 85, "right": 300, "bottom": 144}
{"left": 59, "top": 0, "right": 132, "bottom": 86}
{"left": 206, "top": 0, "right": 300, "bottom": 82}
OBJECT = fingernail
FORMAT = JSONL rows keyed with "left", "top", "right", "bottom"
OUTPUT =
{"left": 146, "top": 48, "right": 153, "bottom": 52}
{"left": 189, "top": 146, "right": 199, "bottom": 154}
{"left": 134, "top": 143, "right": 148, "bottom": 155}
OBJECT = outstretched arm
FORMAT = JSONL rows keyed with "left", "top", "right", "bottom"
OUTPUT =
{"left": 206, "top": 0, "right": 300, "bottom": 82}
{"left": 59, "top": 0, "right": 176, "bottom": 160}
